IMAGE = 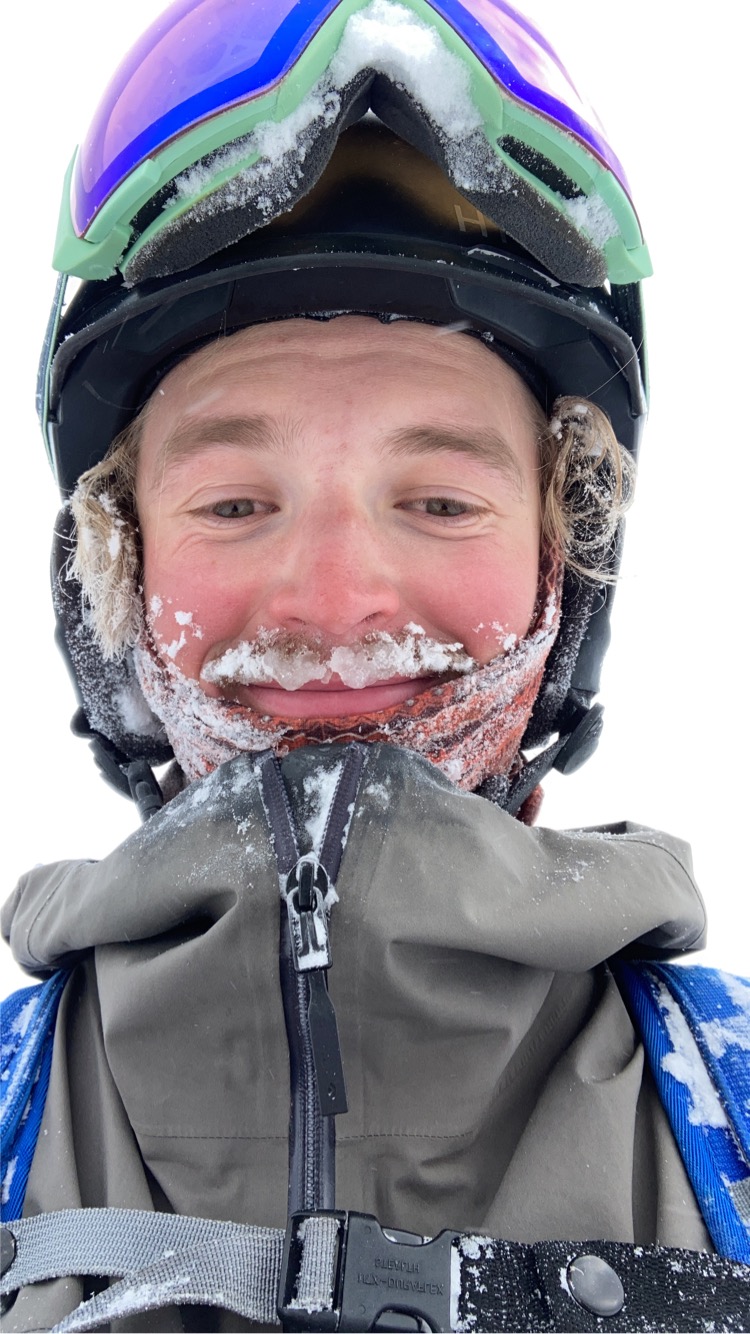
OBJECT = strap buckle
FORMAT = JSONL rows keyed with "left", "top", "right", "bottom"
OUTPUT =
{"left": 278, "top": 1211, "right": 457, "bottom": 1332}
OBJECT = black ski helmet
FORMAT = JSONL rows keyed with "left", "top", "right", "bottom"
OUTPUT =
{"left": 40, "top": 0, "right": 650, "bottom": 809}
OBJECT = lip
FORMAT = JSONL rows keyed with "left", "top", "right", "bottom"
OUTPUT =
{"left": 221, "top": 674, "right": 442, "bottom": 719}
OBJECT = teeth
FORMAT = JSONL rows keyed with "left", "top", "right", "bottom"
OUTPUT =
{"left": 200, "top": 628, "right": 476, "bottom": 691}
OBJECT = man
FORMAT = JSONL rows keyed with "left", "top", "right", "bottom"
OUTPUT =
{"left": 2, "top": 0, "right": 748, "bottom": 1329}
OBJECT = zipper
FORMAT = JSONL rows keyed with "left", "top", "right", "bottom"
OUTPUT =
{"left": 260, "top": 744, "right": 366, "bottom": 1214}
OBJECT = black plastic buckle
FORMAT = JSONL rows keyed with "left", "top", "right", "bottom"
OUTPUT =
{"left": 278, "top": 1212, "right": 457, "bottom": 1332}
{"left": 553, "top": 702, "right": 605, "bottom": 776}
{"left": 124, "top": 759, "right": 164, "bottom": 820}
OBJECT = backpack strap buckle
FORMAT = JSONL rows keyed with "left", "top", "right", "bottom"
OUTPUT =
{"left": 278, "top": 1211, "right": 457, "bottom": 1332}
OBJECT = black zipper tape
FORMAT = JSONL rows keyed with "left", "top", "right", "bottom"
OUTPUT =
{"left": 260, "top": 745, "right": 367, "bottom": 1213}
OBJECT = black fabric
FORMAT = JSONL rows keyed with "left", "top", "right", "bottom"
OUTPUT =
{"left": 124, "top": 74, "right": 374, "bottom": 286}
{"left": 458, "top": 1237, "right": 750, "bottom": 1332}
{"left": 370, "top": 80, "right": 604, "bottom": 285}
{"left": 523, "top": 570, "right": 608, "bottom": 749}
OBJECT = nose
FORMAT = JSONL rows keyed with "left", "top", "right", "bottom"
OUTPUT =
{"left": 262, "top": 506, "right": 402, "bottom": 638}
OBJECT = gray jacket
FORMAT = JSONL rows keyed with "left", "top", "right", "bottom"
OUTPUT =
{"left": 1, "top": 744, "right": 712, "bottom": 1330}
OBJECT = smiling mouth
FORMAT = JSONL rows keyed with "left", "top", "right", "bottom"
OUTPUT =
{"left": 218, "top": 672, "right": 446, "bottom": 719}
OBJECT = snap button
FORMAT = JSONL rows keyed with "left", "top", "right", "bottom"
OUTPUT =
{"left": 566, "top": 1253, "right": 625, "bottom": 1317}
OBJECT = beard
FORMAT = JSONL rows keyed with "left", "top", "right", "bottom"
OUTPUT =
{"left": 134, "top": 550, "right": 562, "bottom": 791}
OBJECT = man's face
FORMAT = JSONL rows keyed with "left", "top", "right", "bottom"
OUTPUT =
{"left": 136, "top": 317, "right": 543, "bottom": 719}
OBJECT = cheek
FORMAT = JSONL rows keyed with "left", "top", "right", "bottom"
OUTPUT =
{"left": 418, "top": 538, "right": 540, "bottom": 665}
{"left": 141, "top": 546, "right": 259, "bottom": 679}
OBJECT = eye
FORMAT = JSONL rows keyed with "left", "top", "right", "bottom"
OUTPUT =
{"left": 209, "top": 499, "right": 271, "bottom": 518}
{"left": 405, "top": 497, "right": 485, "bottom": 519}
{"left": 423, "top": 497, "right": 476, "bottom": 517}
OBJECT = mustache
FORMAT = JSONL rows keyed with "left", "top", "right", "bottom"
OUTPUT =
{"left": 200, "top": 624, "right": 476, "bottom": 691}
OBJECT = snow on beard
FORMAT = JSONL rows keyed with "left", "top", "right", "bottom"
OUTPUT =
{"left": 200, "top": 624, "right": 477, "bottom": 692}
{"left": 134, "top": 562, "right": 561, "bottom": 791}
{"left": 146, "top": 594, "right": 204, "bottom": 662}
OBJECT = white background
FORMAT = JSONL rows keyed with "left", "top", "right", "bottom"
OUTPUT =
{"left": 1, "top": 1, "right": 747, "bottom": 992}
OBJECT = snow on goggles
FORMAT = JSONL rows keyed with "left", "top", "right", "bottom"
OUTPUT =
{"left": 54, "top": 0, "right": 651, "bottom": 287}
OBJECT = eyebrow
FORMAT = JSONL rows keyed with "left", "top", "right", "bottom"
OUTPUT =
{"left": 151, "top": 414, "right": 288, "bottom": 488}
{"left": 382, "top": 425, "right": 526, "bottom": 495}
{"left": 151, "top": 413, "right": 526, "bottom": 495}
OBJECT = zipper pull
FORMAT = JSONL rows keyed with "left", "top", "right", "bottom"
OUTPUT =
{"left": 306, "top": 972, "right": 348, "bottom": 1116}
{"left": 284, "top": 855, "right": 333, "bottom": 971}
{"left": 284, "top": 855, "right": 348, "bottom": 1116}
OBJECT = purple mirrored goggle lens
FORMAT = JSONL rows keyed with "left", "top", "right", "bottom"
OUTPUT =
{"left": 73, "top": 0, "right": 628, "bottom": 239}
{"left": 433, "top": 0, "right": 627, "bottom": 185}
{"left": 72, "top": 0, "right": 341, "bottom": 234}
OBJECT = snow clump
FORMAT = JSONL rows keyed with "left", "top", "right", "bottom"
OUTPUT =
{"left": 201, "top": 624, "right": 476, "bottom": 691}
{"left": 658, "top": 983, "right": 729, "bottom": 1128}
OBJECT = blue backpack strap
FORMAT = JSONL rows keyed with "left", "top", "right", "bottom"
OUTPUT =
{"left": 1, "top": 971, "right": 70, "bottom": 1221}
{"left": 615, "top": 960, "right": 750, "bottom": 1263}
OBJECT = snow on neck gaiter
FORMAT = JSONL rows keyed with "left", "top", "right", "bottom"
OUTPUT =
{"left": 133, "top": 551, "right": 562, "bottom": 791}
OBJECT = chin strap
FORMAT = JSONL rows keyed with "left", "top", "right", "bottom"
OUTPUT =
{"left": 486, "top": 701, "right": 604, "bottom": 817}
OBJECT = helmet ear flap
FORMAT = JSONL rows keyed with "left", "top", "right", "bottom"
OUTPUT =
{"left": 52, "top": 506, "right": 172, "bottom": 766}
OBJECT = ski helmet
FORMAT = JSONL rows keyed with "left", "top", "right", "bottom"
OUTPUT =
{"left": 40, "top": 0, "right": 650, "bottom": 809}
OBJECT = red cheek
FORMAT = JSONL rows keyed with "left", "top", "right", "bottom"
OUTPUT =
{"left": 143, "top": 555, "right": 260, "bottom": 682}
{"left": 141, "top": 519, "right": 541, "bottom": 684}
{"left": 410, "top": 554, "right": 539, "bottom": 665}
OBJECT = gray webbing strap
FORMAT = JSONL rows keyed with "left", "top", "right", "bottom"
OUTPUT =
{"left": 0, "top": 1210, "right": 276, "bottom": 1290}
{"left": 52, "top": 1229, "right": 285, "bottom": 1331}
{"left": 730, "top": 1176, "right": 750, "bottom": 1224}
{"left": 0, "top": 1209, "right": 342, "bottom": 1331}
{"left": 290, "top": 1214, "right": 339, "bottom": 1312}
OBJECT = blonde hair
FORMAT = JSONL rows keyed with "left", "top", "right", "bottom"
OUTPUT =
{"left": 69, "top": 416, "right": 143, "bottom": 658}
{"left": 70, "top": 393, "right": 634, "bottom": 659}
{"left": 538, "top": 396, "right": 635, "bottom": 581}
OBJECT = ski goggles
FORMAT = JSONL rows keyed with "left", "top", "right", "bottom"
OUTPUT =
{"left": 55, "top": 0, "right": 650, "bottom": 287}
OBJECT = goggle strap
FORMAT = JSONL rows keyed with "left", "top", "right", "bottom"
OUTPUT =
{"left": 37, "top": 273, "right": 68, "bottom": 467}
